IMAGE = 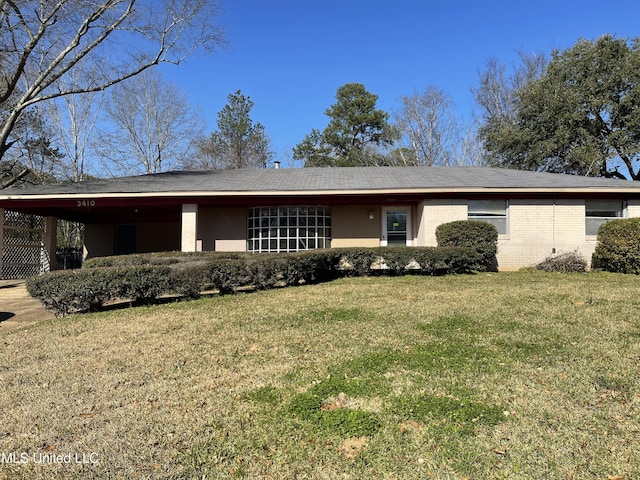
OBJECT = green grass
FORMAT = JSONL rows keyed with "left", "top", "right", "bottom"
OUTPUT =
{"left": 0, "top": 271, "right": 639, "bottom": 479}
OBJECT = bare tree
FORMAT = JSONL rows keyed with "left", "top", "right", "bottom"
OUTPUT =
{"left": 394, "top": 86, "right": 460, "bottom": 166}
{"left": 452, "top": 124, "right": 487, "bottom": 166}
{"left": 473, "top": 50, "right": 547, "bottom": 138}
{"left": 96, "top": 69, "right": 205, "bottom": 175}
{"left": 0, "top": 0, "right": 224, "bottom": 173}
{"left": 45, "top": 71, "right": 104, "bottom": 181}
{"left": 473, "top": 58, "right": 514, "bottom": 128}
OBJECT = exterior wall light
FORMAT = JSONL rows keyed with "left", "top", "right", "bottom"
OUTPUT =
{"left": 369, "top": 210, "right": 374, "bottom": 220}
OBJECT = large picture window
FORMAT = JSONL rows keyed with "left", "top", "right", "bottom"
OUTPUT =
{"left": 247, "top": 206, "right": 331, "bottom": 253}
{"left": 468, "top": 200, "right": 508, "bottom": 235}
{"left": 585, "top": 200, "right": 624, "bottom": 236}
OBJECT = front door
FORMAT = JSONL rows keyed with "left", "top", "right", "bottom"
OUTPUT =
{"left": 381, "top": 207, "right": 412, "bottom": 247}
{"left": 115, "top": 224, "right": 137, "bottom": 255}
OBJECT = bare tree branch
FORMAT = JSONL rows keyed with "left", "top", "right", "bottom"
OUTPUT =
{"left": 95, "top": 69, "right": 204, "bottom": 176}
{"left": 0, "top": 0, "right": 225, "bottom": 162}
{"left": 395, "top": 86, "right": 460, "bottom": 166}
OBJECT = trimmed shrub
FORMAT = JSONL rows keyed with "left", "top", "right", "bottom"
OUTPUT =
{"left": 28, "top": 247, "right": 484, "bottom": 315}
{"left": 535, "top": 250, "right": 587, "bottom": 273}
{"left": 168, "top": 261, "right": 209, "bottom": 299}
{"left": 27, "top": 269, "right": 110, "bottom": 316}
{"left": 333, "top": 248, "right": 377, "bottom": 276}
{"left": 106, "top": 265, "right": 172, "bottom": 304}
{"left": 333, "top": 247, "right": 481, "bottom": 276}
{"left": 89, "top": 266, "right": 163, "bottom": 304}
{"left": 27, "top": 265, "right": 173, "bottom": 315}
{"left": 83, "top": 254, "right": 154, "bottom": 268}
{"left": 436, "top": 220, "right": 498, "bottom": 271}
{"left": 246, "top": 254, "right": 289, "bottom": 290}
{"left": 592, "top": 217, "right": 640, "bottom": 274}
{"left": 83, "top": 251, "right": 250, "bottom": 269}
{"left": 414, "top": 247, "right": 482, "bottom": 275}
{"left": 207, "top": 257, "right": 253, "bottom": 294}
{"left": 282, "top": 250, "right": 339, "bottom": 285}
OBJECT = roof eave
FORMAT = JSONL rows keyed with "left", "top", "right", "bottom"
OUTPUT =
{"left": 2, "top": 186, "right": 640, "bottom": 201}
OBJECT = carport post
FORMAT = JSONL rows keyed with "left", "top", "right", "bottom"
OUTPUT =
{"left": 0, "top": 208, "right": 4, "bottom": 276}
{"left": 44, "top": 216, "right": 57, "bottom": 271}
{"left": 181, "top": 204, "right": 198, "bottom": 252}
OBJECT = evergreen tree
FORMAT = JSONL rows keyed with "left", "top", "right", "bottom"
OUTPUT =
{"left": 481, "top": 36, "right": 640, "bottom": 180}
{"left": 188, "top": 90, "right": 273, "bottom": 170}
{"left": 294, "top": 83, "right": 399, "bottom": 167}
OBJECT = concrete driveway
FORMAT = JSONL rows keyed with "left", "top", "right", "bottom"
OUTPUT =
{"left": 0, "top": 280, "right": 53, "bottom": 334}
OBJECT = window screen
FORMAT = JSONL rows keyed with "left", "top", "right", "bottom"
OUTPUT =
{"left": 585, "top": 200, "right": 623, "bottom": 236}
{"left": 468, "top": 200, "right": 508, "bottom": 235}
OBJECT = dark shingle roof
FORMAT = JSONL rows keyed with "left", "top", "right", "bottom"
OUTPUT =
{"left": 2, "top": 166, "right": 639, "bottom": 197}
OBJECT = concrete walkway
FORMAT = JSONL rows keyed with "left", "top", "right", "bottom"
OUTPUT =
{"left": 0, "top": 280, "right": 53, "bottom": 334}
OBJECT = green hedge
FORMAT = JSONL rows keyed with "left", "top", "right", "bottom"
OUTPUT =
{"left": 26, "top": 269, "right": 109, "bottom": 316}
{"left": 27, "top": 247, "right": 482, "bottom": 316}
{"left": 592, "top": 218, "right": 640, "bottom": 274}
{"left": 83, "top": 251, "right": 246, "bottom": 268}
{"left": 435, "top": 220, "right": 498, "bottom": 272}
{"left": 335, "top": 247, "right": 481, "bottom": 276}
{"left": 26, "top": 265, "right": 172, "bottom": 316}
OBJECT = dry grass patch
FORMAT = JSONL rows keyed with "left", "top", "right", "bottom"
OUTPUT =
{"left": 0, "top": 271, "right": 638, "bottom": 479}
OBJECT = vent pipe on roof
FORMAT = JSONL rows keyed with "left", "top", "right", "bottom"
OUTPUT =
{"left": 273, "top": 161, "right": 281, "bottom": 169}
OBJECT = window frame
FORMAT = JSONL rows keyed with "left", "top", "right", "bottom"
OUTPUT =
{"left": 585, "top": 200, "right": 625, "bottom": 237}
{"left": 467, "top": 199, "right": 508, "bottom": 236}
{"left": 247, "top": 206, "right": 332, "bottom": 253}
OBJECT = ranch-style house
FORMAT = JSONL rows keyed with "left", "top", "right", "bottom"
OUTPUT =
{"left": 1, "top": 166, "right": 640, "bottom": 278}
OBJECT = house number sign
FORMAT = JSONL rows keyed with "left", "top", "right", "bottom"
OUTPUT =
{"left": 76, "top": 200, "right": 96, "bottom": 207}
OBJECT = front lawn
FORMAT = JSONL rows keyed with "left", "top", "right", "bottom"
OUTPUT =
{"left": 0, "top": 271, "right": 638, "bottom": 479}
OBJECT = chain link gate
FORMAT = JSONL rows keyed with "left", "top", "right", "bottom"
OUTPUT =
{"left": 1, "top": 210, "right": 49, "bottom": 279}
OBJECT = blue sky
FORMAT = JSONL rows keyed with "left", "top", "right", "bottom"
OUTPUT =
{"left": 160, "top": 0, "right": 640, "bottom": 164}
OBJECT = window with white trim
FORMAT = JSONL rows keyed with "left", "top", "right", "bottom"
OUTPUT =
{"left": 585, "top": 200, "right": 624, "bottom": 236}
{"left": 468, "top": 200, "right": 508, "bottom": 235}
{"left": 247, "top": 206, "right": 331, "bottom": 253}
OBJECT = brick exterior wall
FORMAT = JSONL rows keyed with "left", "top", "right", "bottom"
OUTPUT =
{"left": 416, "top": 199, "right": 467, "bottom": 247}
{"left": 417, "top": 197, "right": 640, "bottom": 270}
{"left": 497, "top": 198, "right": 591, "bottom": 270}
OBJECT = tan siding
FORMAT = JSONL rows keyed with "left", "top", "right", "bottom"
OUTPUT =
{"left": 84, "top": 222, "right": 180, "bottom": 259}
{"left": 332, "top": 206, "right": 380, "bottom": 248}
{"left": 84, "top": 224, "right": 115, "bottom": 259}
{"left": 137, "top": 223, "right": 180, "bottom": 253}
{"left": 198, "top": 207, "right": 247, "bottom": 252}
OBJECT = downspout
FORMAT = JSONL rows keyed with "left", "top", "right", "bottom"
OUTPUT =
{"left": 552, "top": 195, "right": 556, "bottom": 255}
